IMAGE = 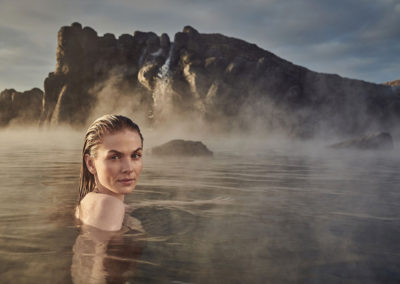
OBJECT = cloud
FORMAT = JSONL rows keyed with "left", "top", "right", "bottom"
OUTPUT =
{"left": 235, "top": 0, "right": 400, "bottom": 82}
{"left": 0, "top": 0, "right": 399, "bottom": 90}
{"left": 0, "top": 26, "right": 53, "bottom": 90}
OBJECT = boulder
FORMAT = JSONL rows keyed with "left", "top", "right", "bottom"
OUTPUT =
{"left": 149, "top": 139, "right": 213, "bottom": 156}
{"left": 329, "top": 132, "right": 394, "bottom": 150}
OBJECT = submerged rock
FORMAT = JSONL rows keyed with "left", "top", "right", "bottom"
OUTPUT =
{"left": 150, "top": 139, "right": 213, "bottom": 156}
{"left": 329, "top": 132, "right": 394, "bottom": 150}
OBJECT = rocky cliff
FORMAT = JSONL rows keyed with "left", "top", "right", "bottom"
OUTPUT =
{"left": 384, "top": 80, "right": 400, "bottom": 87}
{"left": 2, "top": 23, "right": 400, "bottom": 138}
{"left": 0, "top": 88, "right": 43, "bottom": 126}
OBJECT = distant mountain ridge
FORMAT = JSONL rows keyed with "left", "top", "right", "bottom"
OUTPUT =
{"left": 1, "top": 22, "right": 399, "bottom": 138}
{"left": 384, "top": 80, "right": 400, "bottom": 87}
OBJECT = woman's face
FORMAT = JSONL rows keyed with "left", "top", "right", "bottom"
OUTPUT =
{"left": 85, "top": 129, "right": 143, "bottom": 201}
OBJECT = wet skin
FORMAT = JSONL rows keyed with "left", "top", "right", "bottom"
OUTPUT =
{"left": 85, "top": 129, "right": 143, "bottom": 201}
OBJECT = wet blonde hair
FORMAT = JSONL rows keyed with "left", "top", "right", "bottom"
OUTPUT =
{"left": 78, "top": 114, "right": 143, "bottom": 203}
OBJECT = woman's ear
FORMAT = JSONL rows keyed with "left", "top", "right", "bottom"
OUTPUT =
{"left": 84, "top": 154, "right": 96, "bottom": 175}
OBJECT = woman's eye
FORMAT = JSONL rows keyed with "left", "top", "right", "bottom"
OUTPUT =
{"left": 111, "top": 155, "right": 119, "bottom": 160}
{"left": 132, "top": 153, "right": 142, "bottom": 159}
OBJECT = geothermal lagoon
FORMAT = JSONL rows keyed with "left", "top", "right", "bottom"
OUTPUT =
{"left": 1, "top": 129, "right": 399, "bottom": 283}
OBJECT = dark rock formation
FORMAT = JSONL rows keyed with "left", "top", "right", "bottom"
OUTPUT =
{"left": 41, "top": 22, "right": 159, "bottom": 126}
{"left": 384, "top": 79, "right": 400, "bottom": 87}
{"left": 166, "top": 26, "right": 400, "bottom": 137}
{"left": 329, "top": 132, "right": 394, "bottom": 150}
{"left": 0, "top": 88, "right": 43, "bottom": 126}
{"left": 384, "top": 79, "right": 400, "bottom": 96}
{"left": 149, "top": 139, "right": 213, "bottom": 156}
{"left": 2, "top": 23, "right": 400, "bottom": 138}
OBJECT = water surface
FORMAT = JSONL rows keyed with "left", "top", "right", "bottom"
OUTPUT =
{"left": 0, "top": 130, "right": 399, "bottom": 283}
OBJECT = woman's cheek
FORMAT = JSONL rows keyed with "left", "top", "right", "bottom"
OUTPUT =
{"left": 105, "top": 162, "right": 119, "bottom": 176}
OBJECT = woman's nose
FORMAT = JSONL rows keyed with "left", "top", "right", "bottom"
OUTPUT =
{"left": 121, "top": 157, "right": 134, "bottom": 173}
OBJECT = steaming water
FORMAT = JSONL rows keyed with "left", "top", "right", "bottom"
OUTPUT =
{"left": 1, "top": 130, "right": 400, "bottom": 283}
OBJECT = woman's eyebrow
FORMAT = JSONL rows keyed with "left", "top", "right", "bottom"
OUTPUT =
{"left": 107, "top": 148, "right": 142, "bottom": 154}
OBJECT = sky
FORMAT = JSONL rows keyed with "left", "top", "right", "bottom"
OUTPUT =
{"left": 0, "top": 0, "right": 399, "bottom": 91}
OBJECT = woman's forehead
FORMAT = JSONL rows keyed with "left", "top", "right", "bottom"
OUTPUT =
{"left": 99, "top": 130, "right": 142, "bottom": 150}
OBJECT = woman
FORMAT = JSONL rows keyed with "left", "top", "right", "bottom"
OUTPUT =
{"left": 75, "top": 114, "right": 143, "bottom": 231}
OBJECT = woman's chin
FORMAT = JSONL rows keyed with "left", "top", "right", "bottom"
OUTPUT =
{"left": 115, "top": 186, "right": 135, "bottom": 195}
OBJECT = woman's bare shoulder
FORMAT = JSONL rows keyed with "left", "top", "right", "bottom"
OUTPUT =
{"left": 77, "top": 193, "right": 125, "bottom": 231}
{"left": 81, "top": 192, "right": 124, "bottom": 208}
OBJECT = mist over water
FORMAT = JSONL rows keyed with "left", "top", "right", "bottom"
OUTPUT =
{"left": 0, "top": 128, "right": 400, "bottom": 283}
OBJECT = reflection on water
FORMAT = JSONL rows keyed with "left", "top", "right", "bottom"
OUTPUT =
{"left": 71, "top": 224, "right": 145, "bottom": 283}
{"left": 1, "top": 130, "right": 400, "bottom": 283}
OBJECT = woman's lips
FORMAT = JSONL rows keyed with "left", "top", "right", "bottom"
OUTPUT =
{"left": 118, "top": 178, "right": 135, "bottom": 185}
